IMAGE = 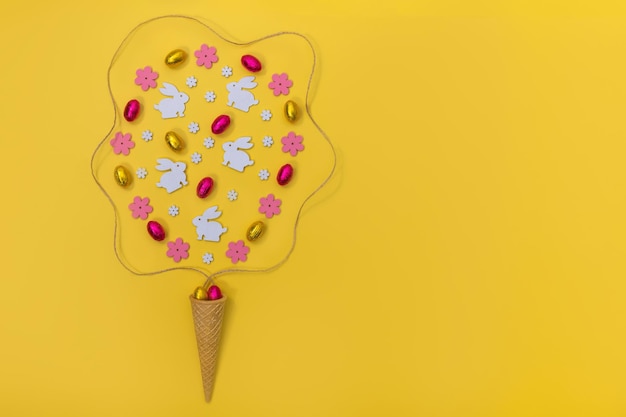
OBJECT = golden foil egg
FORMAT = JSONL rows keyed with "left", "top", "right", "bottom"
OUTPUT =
{"left": 284, "top": 100, "right": 298, "bottom": 122}
{"left": 246, "top": 221, "right": 265, "bottom": 241}
{"left": 114, "top": 165, "right": 131, "bottom": 187}
{"left": 165, "top": 49, "right": 186, "bottom": 67}
{"left": 193, "top": 286, "right": 209, "bottom": 300}
{"left": 165, "top": 131, "right": 184, "bottom": 152}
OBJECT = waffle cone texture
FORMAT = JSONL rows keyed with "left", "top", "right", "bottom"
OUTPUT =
{"left": 189, "top": 295, "right": 227, "bottom": 402}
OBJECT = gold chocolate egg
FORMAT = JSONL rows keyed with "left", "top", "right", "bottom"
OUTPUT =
{"left": 114, "top": 165, "right": 131, "bottom": 187}
{"left": 165, "top": 49, "right": 186, "bottom": 67}
{"left": 246, "top": 221, "right": 265, "bottom": 241}
{"left": 284, "top": 100, "right": 298, "bottom": 122}
{"left": 165, "top": 131, "right": 185, "bottom": 152}
{"left": 193, "top": 286, "right": 209, "bottom": 300}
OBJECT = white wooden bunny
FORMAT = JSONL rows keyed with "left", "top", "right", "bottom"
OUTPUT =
{"left": 155, "top": 158, "right": 188, "bottom": 193}
{"left": 222, "top": 137, "right": 255, "bottom": 172}
{"left": 226, "top": 76, "right": 259, "bottom": 112}
{"left": 192, "top": 206, "right": 227, "bottom": 242}
{"left": 154, "top": 82, "right": 189, "bottom": 118}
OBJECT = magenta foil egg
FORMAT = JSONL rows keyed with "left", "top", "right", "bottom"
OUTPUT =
{"left": 211, "top": 114, "right": 230, "bottom": 134}
{"left": 241, "top": 54, "right": 262, "bottom": 72}
{"left": 208, "top": 285, "right": 223, "bottom": 300}
{"left": 123, "top": 99, "right": 140, "bottom": 122}
{"left": 277, "top": 163, "right": 294, "bottom": 186}
{"left": 147, "top": 221, "right": 165, "bottom": 241}
{"left": 196, "top": 177, "right": 214, "bottom": 198}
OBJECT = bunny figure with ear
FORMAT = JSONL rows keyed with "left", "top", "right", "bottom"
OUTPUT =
{"left": 192, "top": 206, "right": 228, "bottom": 242}
{"left": 155, "top": 158, "right": 188, "bottom": 193}
{"left": 222, "top": 136, "right": 255, "bottom": 172}
{"left": 226, "top": 76, "right": 259, "bottom": 112}
{"left": 154, "top": 82, "right": 190, "bottom": 118}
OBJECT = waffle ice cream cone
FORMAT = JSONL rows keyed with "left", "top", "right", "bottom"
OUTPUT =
{"left": 189, "top": 294, "right": 227, "bottom": 402}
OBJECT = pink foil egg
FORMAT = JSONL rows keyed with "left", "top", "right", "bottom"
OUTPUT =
{"left": 147, "top": 221, "right": 165, "bottom": 241}
{"left": 277, "top": 163, "right": 294, "bottom": 186}
{"left": 123, "top": 99, "right": 140, "bottom": 122}
{"left": 211, "top": 115, "right": 230, "bottom": 134}
{"left": 208, "top": 285, "right": 223, "bottom": 300}
{"left": 241, "top": 54, "right": 262, "bottom": 72}
{"left": 196, "top": 177, "right": 214, "bottom": 198}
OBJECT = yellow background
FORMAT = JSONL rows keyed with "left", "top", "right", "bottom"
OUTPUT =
{"left": 1, "top": 1, "right": 626, "bottom": 416}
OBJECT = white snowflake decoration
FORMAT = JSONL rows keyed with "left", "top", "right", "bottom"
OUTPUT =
{"left": 136, "top": 167, "right": 148, "bottom": 179}
{"left": 262, "top": 136, "right": 273, "bottom": 147}
{"left": 168, "top": 205, "right": 179, "bottom": 216}
{"left": 221, "top": 66, "right": 233, "bottom": 77}
{"left": 202, "top": 253, "right": 214, "bottom": 264}
{"left": 205, "top": 91, "right": 216, "bottom": 102}
{"left": 186, "top": 76, "right": 198, "bottom": 88}
{"left": 142, "top": 130, "right": 153, "bottom": 142}
{"left": 227, "top": 189, "right": 238, "bottom": 201}
{"left": 191, "top": 152, "right": 202, "bottom": 164}
{"left": 260, "top": 109, "right": 272, "bottom": 121}
{"left": 203, "top": 137, "right": 215, "bottom": 149}
{"left": 188, "top": 122, "right": 199, "bottom": 134}
{"left": 258, "top": 169, "right": 270, "bottom": 181}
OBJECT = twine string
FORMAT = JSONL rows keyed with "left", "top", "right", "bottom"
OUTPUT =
{"left": 90, "top": 15, "right": 337, "bottom": 290}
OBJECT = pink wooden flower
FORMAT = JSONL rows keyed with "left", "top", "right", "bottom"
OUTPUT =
{"left": 166, "top": 238, "right": 190, "bottom": 262}
{"left": 128, "top": 196, "right": 153, "bottom": 220}
{"left": 258, "top": 193, "right": 282, "bottom": 219}
{"left": 225, "top": 240, "right": 250, "bottom": 264}
{"left": 268, "top": 73, "right": 293, "bottom": 96}
{"left": 110, "top": 132, "right": 135, "bottom": 155}
{"left": 134, "top": 66, "right": 158, "bottom": 91}
{"left": 281, "top": 131, "right": 304, "bottom": 156}
{"left": 194, "top": 44, "right": 219, "bottom": 69}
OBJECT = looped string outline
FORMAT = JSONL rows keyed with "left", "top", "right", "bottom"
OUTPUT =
{"left": 90, "top": 15, "right": 337, "bottom": 289}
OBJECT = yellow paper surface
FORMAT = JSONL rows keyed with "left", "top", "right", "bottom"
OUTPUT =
{"left": 2, "top": 1, "right": 626, "bottom": 416}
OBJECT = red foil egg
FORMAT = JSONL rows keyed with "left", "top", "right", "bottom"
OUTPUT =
{"left": 123, "top": 99, "right": 140, "bottom": 122}
{"left": 211, "top": 114, "right": 230, "bottom": 134}
{"left": 196, "top": 177, "right": 214, "bottom": 198}
{"left": 241, "top": 55, "right": 262, "bottom": 72}
{"left": 208, "top": 285, "right": 223, "bottom": 300}
{"left": 277, "top": 163, "right": 294, "bottom": 186}
{"left": 147, "top": 221, "right": 165, "bottom": 241}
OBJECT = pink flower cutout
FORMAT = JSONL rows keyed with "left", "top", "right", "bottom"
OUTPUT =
{"left": 226, "top": 240, "right": 250, "bottom": 264}
{"left": 281, "top": 132, "right": 304, "bottom": 156}
{"left": 167, "top": 238, "right": 190, "bottom": 263}
{"left": 195, "top": 44, "right": 219, "bottom": 69}
{"left": 259, "top": 194, "right": 282, "bottom": 219}
{"left": 134, "top": 66, "right": 158, "bottom": 91}
{"left": 110, "top": 132, "right": 135, "bottom": 155}
{"left": 128, "top": 196, "right": 153, "bottom": 220}
{"left": 268, "top": 73, "right": 293, "bottom": 96}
